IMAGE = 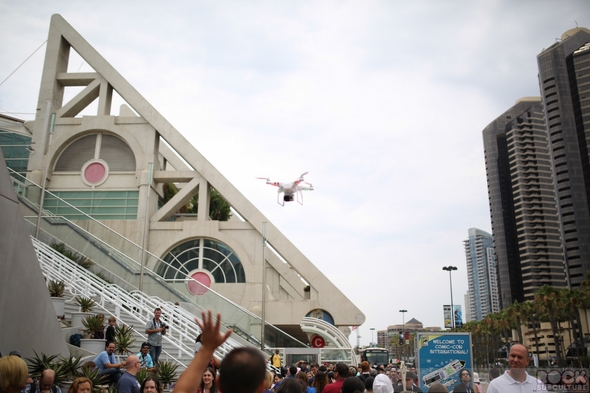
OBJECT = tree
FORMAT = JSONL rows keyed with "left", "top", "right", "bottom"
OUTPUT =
{"left": 188, "top": 189, "right": 232, "bottom": 221}
{"left": 161, "top": 184, "right": 232, "bottom": 221}
{"left": 507, "top": 301, "right": 525, "bottom": 343}
{"left": 536, "top": 285, "right": 563, "bottom": 366}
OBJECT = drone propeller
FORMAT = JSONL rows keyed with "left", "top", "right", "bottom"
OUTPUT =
{"left": 299, "top": 171, "right": 309, "bottom": 179}
{"left": 298, "top": 181, "right": 314, "bottom": 191}
{"left": 255, "top": 177, "right": 270, "bottom": 181}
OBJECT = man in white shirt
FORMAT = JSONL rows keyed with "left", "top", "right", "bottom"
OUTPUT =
{"left": 487, "top": 344, "right": 545, "bottom": 393}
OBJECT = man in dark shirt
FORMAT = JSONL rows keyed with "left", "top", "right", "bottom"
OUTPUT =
{"left": 117, "top": 356, "right": 141, "bottom": 393}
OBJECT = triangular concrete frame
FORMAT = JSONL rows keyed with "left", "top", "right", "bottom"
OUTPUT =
{"left": 28, "top": 14, "right": 365, "bottom": 332}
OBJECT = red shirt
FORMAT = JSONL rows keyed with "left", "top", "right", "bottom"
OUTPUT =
{"left": 323, "top": 378, "right": 345, "bottom": 393}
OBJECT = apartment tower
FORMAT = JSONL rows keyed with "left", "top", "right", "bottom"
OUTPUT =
{"left": 464, "top": 228, "right": 500, "bottom": 321}
{"left": 537, "top": 27, "right": 590, "bottom": 288}
{"left": 483, "top": 98, "right": 565, "bottom": 307}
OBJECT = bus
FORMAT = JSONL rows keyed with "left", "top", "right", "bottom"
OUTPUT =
{"left": 359, "top": 347, "right": 389, "bottom": 366}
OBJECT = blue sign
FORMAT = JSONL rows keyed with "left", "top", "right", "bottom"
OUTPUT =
{"left": 416, "top": 332, "right": 472, "bottom": 392}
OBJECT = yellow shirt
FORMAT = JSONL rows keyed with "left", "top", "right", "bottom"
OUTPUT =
{"left": 270, "top": 353, "right": 281, "bottom": 367}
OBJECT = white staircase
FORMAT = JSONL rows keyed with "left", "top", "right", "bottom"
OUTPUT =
{"left": 34, "top": 237, "right": 244, "bottom": 369}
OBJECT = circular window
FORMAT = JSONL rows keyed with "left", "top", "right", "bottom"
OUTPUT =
{"left": 81, "top": 159, "right": 109, "bottom": 186}
{"left": 187, "top": 271, "right": 212, "bottom": 295}
{"left": 156, "top": 238, "right": 246, "bottom": 288}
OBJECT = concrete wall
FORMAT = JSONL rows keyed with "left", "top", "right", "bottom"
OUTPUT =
{"left": 0, "top": 149, "right": 69, "bottom": 358}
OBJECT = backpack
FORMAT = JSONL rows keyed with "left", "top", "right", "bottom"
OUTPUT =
{"left": 70, "top": 333, "right": 83, "bottom": 347}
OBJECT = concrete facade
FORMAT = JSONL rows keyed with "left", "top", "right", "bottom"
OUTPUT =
{"left": 0, "top": 148, "right": 69, "bottom": 358}
{"left": 23, "top": 14, "right": 364, "bottom": 342}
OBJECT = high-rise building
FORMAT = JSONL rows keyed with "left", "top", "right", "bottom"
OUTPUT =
{"left": 464, "top": 228, "right": 500, "bottom": 320}
{"left": 537, "top": 27, "right": 590, "bottom": 288}
{"left": 483, "top": 98, "right": 565, "bottom": 307}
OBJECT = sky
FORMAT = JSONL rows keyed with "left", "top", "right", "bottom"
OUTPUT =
{"left": 1, "top": 1, "right": 589, "bottom": 347}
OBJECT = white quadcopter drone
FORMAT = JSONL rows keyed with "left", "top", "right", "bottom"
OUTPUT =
{"left": 256, "top": 172, "right": 314, "bottom": 206}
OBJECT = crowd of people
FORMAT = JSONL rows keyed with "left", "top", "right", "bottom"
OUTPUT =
{"left": 0, "top": 352, "right": 165, "bottom": 393}
{"left": 176, "top": 311, "right": 544, "bottom": 393}
{"left": 0, "top": 308, "right": 543, "bottom": 393}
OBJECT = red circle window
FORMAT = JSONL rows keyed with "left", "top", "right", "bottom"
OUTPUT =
{"left": 84, "top": 162, "right": 107, "bottom": 184}
{"left": 188, "top": 272, "right": 211, "bottom": 295}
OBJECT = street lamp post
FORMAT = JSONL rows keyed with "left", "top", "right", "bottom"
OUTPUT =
{"left": 399, "top": 309, "right": 407, "bottom": 361}
{"left": 442, "top": 266, "right": 458, "bottom": 329}
{"left": 370, "top": 327, "right": 376, "bottom": 348}
{"left": 399, "top": 309, "right": 407, "bottom": 331}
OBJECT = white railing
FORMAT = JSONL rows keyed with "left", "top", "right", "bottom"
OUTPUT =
{"left": 300, "top": 317, "right": 352, "bottom": 349}
{"left": 33, "top": 237, "right": 243, "bottom": 367}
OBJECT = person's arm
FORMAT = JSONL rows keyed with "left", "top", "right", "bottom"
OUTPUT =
{"left": 102, "top": 353, "right": 123, "bottom": 369}
{"left": 173, "top": 311, "right": 232, "bottom": 393}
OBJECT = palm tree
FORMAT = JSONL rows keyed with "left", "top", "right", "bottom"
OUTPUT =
{"left": 507, "top": 301, "right": 525, "bottom": 343}
{"left": 481, "top": 314, "right": 500, "bottom": 366}
{"left": 536, "top": 285, "right": 563, "bottom": 366}
{"left": 520, "top": 300, "right": 543, "bottom": 359}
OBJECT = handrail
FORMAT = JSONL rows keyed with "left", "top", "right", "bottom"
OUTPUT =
{"left": 32, "top": 236, "right": 243, "bottom": 366}
{"left": 10, "top": 167, "right": 307, "bottom": 349}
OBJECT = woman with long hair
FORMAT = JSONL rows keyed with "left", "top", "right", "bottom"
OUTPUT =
{"left": 308, "top": 371, "right": 328, "bottom": 393}
{"left": 264, "top": 372, "right": 274, "bottom": 393}
{"left": 295, "top": 372, "right": 310, "bottom": 393}
{"left": 141, "top": 376, "right": 163, "bottom": 393}
{"left": 197, "top": 367, "right": 217, "bottom": 393}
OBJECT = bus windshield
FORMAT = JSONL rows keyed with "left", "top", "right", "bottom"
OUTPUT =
{"left": 361, "top": 348, "right": 388, "bottom": 366}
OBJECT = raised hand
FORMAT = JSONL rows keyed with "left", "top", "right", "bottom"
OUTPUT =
{"left": 195, "top": 310, "right": 232, "bottom": 352}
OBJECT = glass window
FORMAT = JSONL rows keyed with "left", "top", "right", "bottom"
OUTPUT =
{"left": 43, "top": 190, "right": 139, "bottom": 220}
{"left": 158, "top": 239, "right": 245, "bottom": 284}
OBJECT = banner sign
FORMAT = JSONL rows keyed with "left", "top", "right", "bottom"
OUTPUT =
{"left": 443, "top": 305, "right": 463, "bottom": 328}
{"left": 416, "top": 332, "right": 472, "bottom": 392}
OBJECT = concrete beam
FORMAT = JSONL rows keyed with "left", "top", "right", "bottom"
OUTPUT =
{"left": 153, "top": 171, "right": 201, "bottom": 183}
{"left": 151, "top": 176, "right": 200, "bottom": 222}
{"left": 56, "top": 72, "right": 99, "bottom": 86}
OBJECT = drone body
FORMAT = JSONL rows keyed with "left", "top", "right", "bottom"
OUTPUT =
{"left": 256, "top": 172, "right": 314, "bottom": 206}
